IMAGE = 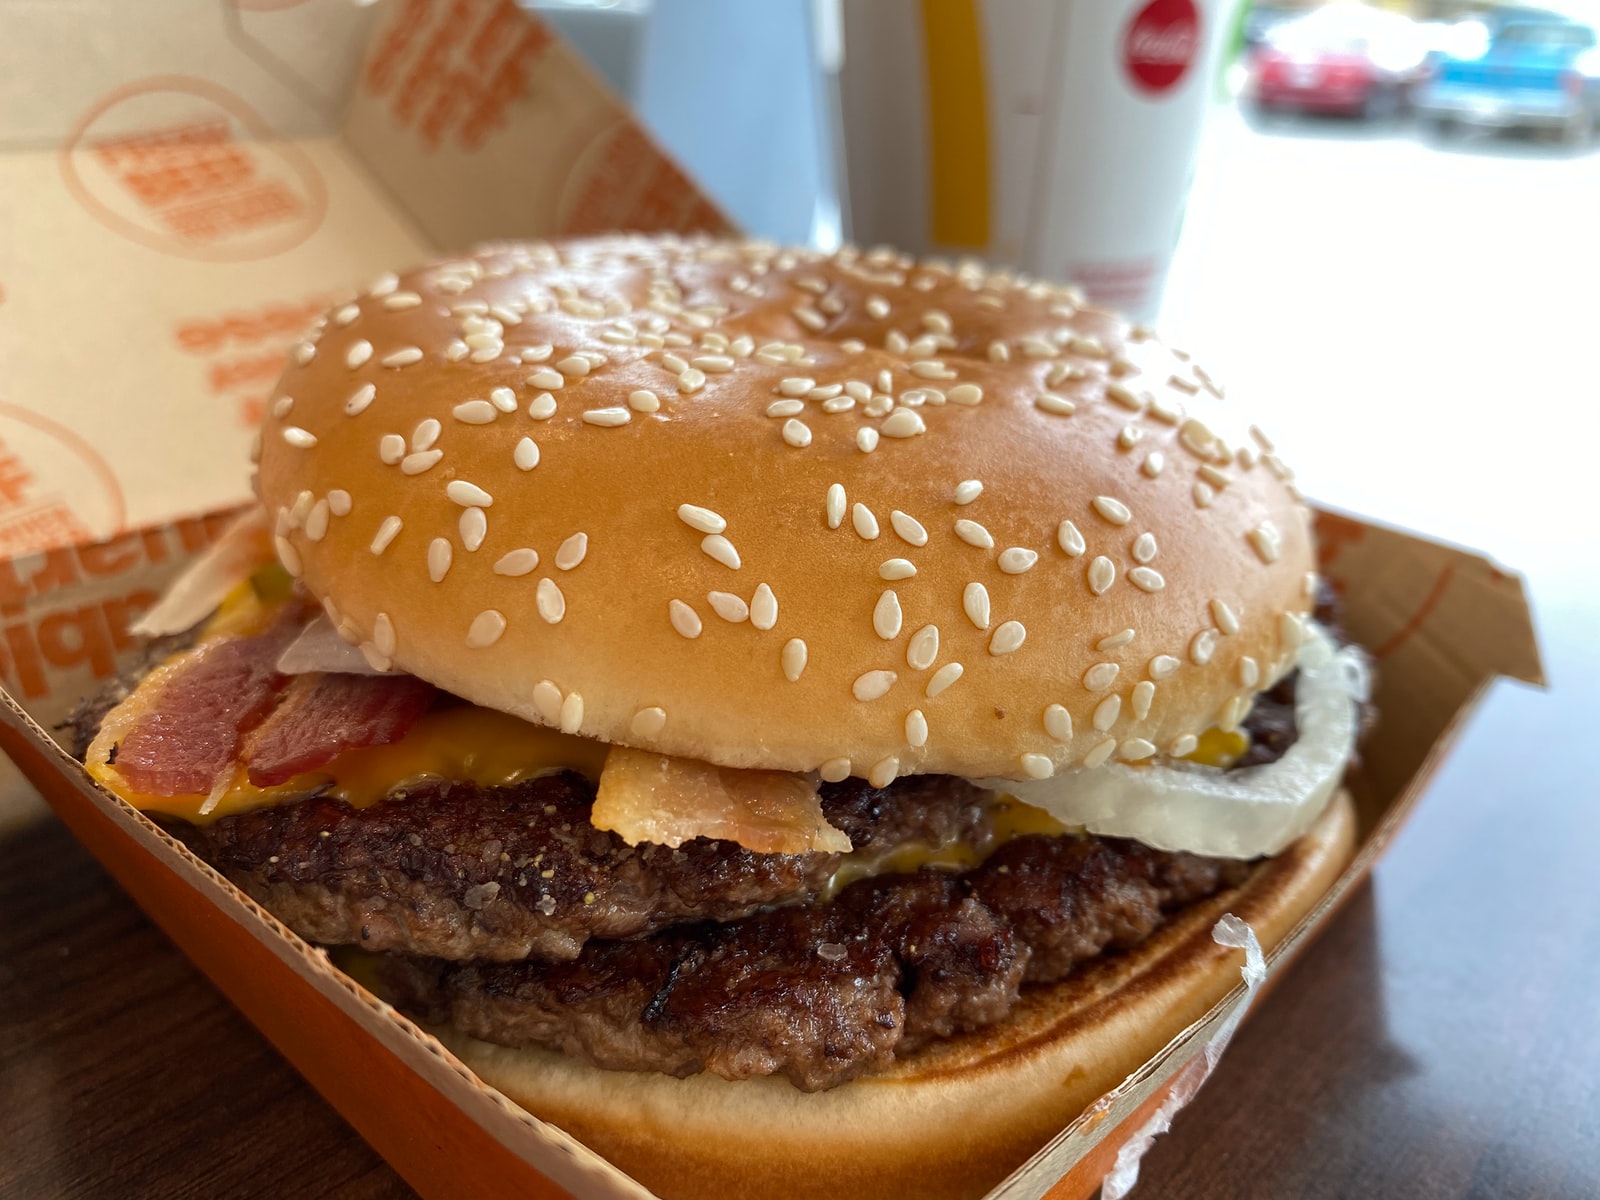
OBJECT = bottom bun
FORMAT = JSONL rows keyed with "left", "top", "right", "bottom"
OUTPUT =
{"left": 432, "top": 790, "right": 1356, "bottom": 1200}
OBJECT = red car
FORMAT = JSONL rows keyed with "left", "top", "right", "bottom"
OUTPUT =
{"left": 1249, "top": 4, "right": 1428, "bottom": 119}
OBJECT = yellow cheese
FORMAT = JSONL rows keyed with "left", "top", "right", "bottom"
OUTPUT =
{"left": 95, "top": 706, "right": 609, "bottom": 825}
{"left": 1184, "top": 727, "right": 1251, "bottom": 769}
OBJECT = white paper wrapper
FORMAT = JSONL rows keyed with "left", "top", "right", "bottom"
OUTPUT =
{"left": 1101, "top": 913, "right": 1266, "bottom": 1199}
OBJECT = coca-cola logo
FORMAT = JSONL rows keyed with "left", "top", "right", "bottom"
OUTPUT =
{"left": 1123, "top": 0, "right": 1201, "bottom": 95}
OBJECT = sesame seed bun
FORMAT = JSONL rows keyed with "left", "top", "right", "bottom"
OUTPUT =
{"left": 257, "top": 236, "right": 1315, "bottom": 783}
{"left": 422, "top": 788, "right": 1353, "bottom": 1200}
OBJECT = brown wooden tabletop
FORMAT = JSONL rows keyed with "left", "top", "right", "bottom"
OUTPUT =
{"left": 2, "top": 609, "right": 1596, "bottom": 1200}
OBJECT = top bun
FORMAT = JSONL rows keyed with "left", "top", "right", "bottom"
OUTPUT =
{"left": 256, "top": 236, "right": 1315, "bottom": 784}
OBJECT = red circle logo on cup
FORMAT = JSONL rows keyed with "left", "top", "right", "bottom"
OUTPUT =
{"left": 1123, "top": 0, "right": 1202, "bottom": 95}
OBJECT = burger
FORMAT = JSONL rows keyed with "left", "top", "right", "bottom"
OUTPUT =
{"left": 69, "top": 236, "right": 1368, "bottom": 1199}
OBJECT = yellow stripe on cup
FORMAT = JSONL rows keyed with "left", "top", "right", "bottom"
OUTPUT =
{"left": 919, "top": 0, "right": 991, "bottom": 249}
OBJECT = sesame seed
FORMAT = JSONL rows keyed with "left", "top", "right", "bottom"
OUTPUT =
{"left": 1035, "top": 394, "right": 1076, "bottom": 416}
{"left": 1084, "top": 738, "right": 1116, "bottom": 768}
{"left": 383, "top": 346, "right": 424, "bottom": 368}
{"left": 767, "top": 399, "right": 805, "bottom": 418}
{"left": 853, "top": 670, "right": 897, "bottom": 701}
{"left": 368, "top": 271, "right": 398, "bottom": 296}
{"left": 886, "top": 330, "right": 909, "bottom": 354}
{"left": 988, "top": 341, "right": 1010, "bottom": 363}
{"left": 370, "top": 612, "right": 397, "bottom": 658}
{"left": 1020, "top": 337, "right": 1055, "bottom": 359}
{"left": 881, "top": 408, "right": 925, "bottom": 438}
{"left": 779, "top": 377, "right": 815, "bottom": 397}
{"left": 708, "top": 591, "right": 748, "bottom": 622}
{"left": 274, "top": 534, "right": 302, "bottom": 576}
{"left": 297, "top": 499, "right": 328, "bottom": 543}
{"left": 558, "top": 692, "right": 584, "bottom": 735}
{"left": 857, "top": 428, "right": 880, "bottom": 453}
{"left": 400, "top": 449, "right": 442, "bottom": 475}
{"left": 447, "top": 480, "right": 493, "bottom": 507}
{"left": 1084, "top": 662, "right": 1119, "bottom": 692}
{"left": 1190, "top": 630, "right": 1218, "bottom": 665}
{"left": 555, "top": 532, "right": 588, "bottom": 570}
{"left": 370, "top": 516, "right": 402, "bottom": 554}
{"left": 1220, "top": 694, "right": 1249, "bottom": 733}
{"left": 327, "top": 489, "right": 351, "bottom": 516}
{"left": 1179, "top": 418, "right": 1217, "bottom": 459}
{"left": 998, "top": 547, "right": 1038, "bottom": 575}
{"left": 901, "top": 623, "right": 939, "bottom": 672}
{"left": 782, "top": 418, "right": 812, "bottom": 447}
{"left": 359, "top": 643, "right": 390, "bottom": 673}
{"left": 989, "top": 620, "right": 1026, "bottom": 656}
{"left": 1250, "top": 424, "right": 1276, "bottom": 452}
{"left": 292, "top": 341, "right": 315, "bottom": 365}
{"left": 384, "top": 291, "right": 422, "bottom": 310}
{"left": 453, "top": 400, "right": 498, "bottom": 424}
{"left": 954, "top": 519, "right": 993, "bottom": 550}
{"left": 925, "top": 662, "right": 964, "bottom": 698}
{"left": 1199, "top": 463, "right": 1232, "bottom": 489}
{"left": 1149, "top": 396, "right": 1183, "bottom": 424}
{"left": 1150, "top": 655, "right": 1181, "bottom": 681}
{"left": 1239, "top": 656, "right": 1261, "bottom": 688}
{"left": 1210, "top": 599, "right": 1240, "bottom": 635}
{"left": 428, "top": 537, "right": 452, "bottom": 582}
{"left": 1170, "top": 734, "right": 1199, "bottom": 758}
{"left": 629, "top": 389, "right": 660, "bottom": 413}
{"left": 851, "top": 503, "right": 879, "bottom": 540}
{"left": 825, "top": 396, "right": 858, "bottom": 414}
{"left": 513, "top": 437, "right": 540, "bottom": 471}
{"left": 962, "top": 581, "right": 991, "bottom": 631}
{"left": 281, "top": 426, "right": 317, "bottom": 449}
{"left": 410, "top": 418, "right": 440, "bottom": 452}
{"left": 1128, "top": 566, "right": 1165, "bottom": 593}
{"left": 459, "top": 507, "right": 487, "bottom": 552}
{"left": 782, "top": 637, "right": 808, "bottom": 681}
{"left": 873, "top": 590, "right": 903, "bottom": 640}
{"left": 346, "top": 340, "right": 372, "bottom": 368}
{"left": 701, "top": 534, "right": 741, "bottom": 569}
{"left": 1142, "top": 453, "right": 1166, "bottom": 478}
{"left": 884, "top": 510, "right": 926, "bottom": 547}
{"left": 1021, "top": 753, "right": 1054, "bottom": 780}
{"left": 632, "top": 707, "right": 668, "bottom": 737}
{"left": 1044, "top": 704, "right": 1073, "bottom": 742}
{"left": 868, "top": 756, "right": 899, "bottom": 788}
{"left": 1118, "top": 426, "right": 1144, "bottom": 451}
{"left": 1132, "top": 681, "right": 1156, "bottom": 721}
{"left": 677, "top": 504, "right": 725, "bottom": 535}
{"left": 466, "top": 609, "right": 507, "bottom": 649}
{"left": 536, "top": 578, "right": 566, "bottom": 624}
{"left": 1069, "top": 335, "right": 1107, "bottom": 358}
{"left": 1088, "top": 556, "right": 1116, "bottom": 595}
{"left": 794, "top": 305, "right": 827, "bottom": 331}
{"left": 1056, "top": 520, "right": 1087, "bottom": 558}
{"left": 1097, "top": 629, "right": 1136, "bottom": 652}
{"left": 271, "top": 395, "right": 294, "bottom": 420}
{"left": 1106, "top": 382, "right": 1144, "bottom": 411}
{"left": 528, "top": 392, "right": 557, "bottom": 420}
{"left": 445, "top": 340, "right": 468, "bottom": 361}
{"left": 678, "top": 368, "right": 707, "bottom": 394}
{"left": 1132, "top": 533, "right": 1158, "bottom": 564}
{"left": 1120, "top": 739, "right": 1156, "bottom": 762}
{"left": 750, "top": 583, "right": 778, "bottom": 630}
{"left": 1093, "top": 694, "right": 1122, "bottom": 732}
{"left": 554, "top": 355, "right": 591, "bottom": 378}
{"left": 494, "top": 548, "right": 538, "bottom": 576}
{"left": 1046, "top": 362, "right": 1085, "bottom": 387}
{"left": 947, "top": 383, "right": 983, "bottom": 407}
{"left": 528, "top": 367, "right": 564, "bottom": 390}
{"left": 954, "top": 480, "right": 983, "bottom": 505}
{"left": 582, "top": 407, "right": 631, "bottom": 427}
{"left": 290, "top": 490, "right": 314, "bottom": 525}
{"left": 866, "top": 296, "right": 890, "bottom": 318}
{"left": 1248, "top": 522, "right": 1282, "bottom": 564}
{"left": 1092, "top": 496, "right": 1131, "bottom": 525}
{"left": 1193, "top": 482, "right": 1216, "bottom": 508}
{"left": 1281, "top": 611, "right": 1305, "bottom": 652}
{"left": 819, "top": 756, "right": 851, "bottom": 782}
{"left": 825, "top": 483, "right": 846, "bottom": 529}
{"left": 344, "top": 383, "right": 376, "bottom": 416}
{"left": 880, "top": 558, "right": 916, "bottom": 580}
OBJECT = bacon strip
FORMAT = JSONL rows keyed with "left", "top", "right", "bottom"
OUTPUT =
{"left": 112, "top": 623, "right": 299, "bottom": 796}
{"left": 244, "top": 672, "right": 438, "bottom": 786}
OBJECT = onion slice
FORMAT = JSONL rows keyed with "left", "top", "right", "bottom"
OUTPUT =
{"left": 275, "top": 615, "right": 387, "bottom": 676}
{"left": 985, "top": 624, "right": 1369, "bottom": 860}
{"left": 132, "top": 508, "right": 270, "bottom": 637}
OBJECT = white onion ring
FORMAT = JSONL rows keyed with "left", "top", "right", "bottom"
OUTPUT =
{"left": 275, "top": 615, "right": 387, "bottom": 676}
{"left": 131, "top": 508, "right": 269, "bottom": 638}
{"left": 983, "top": 623, "right": 1368, "bottom": 860}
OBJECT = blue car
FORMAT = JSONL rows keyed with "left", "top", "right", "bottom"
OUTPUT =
{"left": 1415, "top": 15, "right": 1600, "bottom": 143}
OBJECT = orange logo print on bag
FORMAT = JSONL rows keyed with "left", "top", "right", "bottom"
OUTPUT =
{"left": 61, "top": 77, "right": 326, "bottom": 262}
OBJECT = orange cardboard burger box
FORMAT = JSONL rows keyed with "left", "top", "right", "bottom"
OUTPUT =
{"left": 0, "top": 3, "right": 1543, "bottom": 1198}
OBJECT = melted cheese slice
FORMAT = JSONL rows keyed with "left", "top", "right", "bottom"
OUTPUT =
{"left": 92, "top": 706, "right": 609, "bottom": 824}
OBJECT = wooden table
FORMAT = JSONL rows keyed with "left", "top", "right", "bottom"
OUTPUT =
{"left": 2, "top": 617, "right": 1595, "bottom": 1200}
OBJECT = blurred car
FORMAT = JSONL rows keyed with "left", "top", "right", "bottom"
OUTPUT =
{"left": 1414, "top": 15, "right": 1600, "bottom": 144}
{"left": 1247, "top": 3, "right": 1430, "bottom": 119}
